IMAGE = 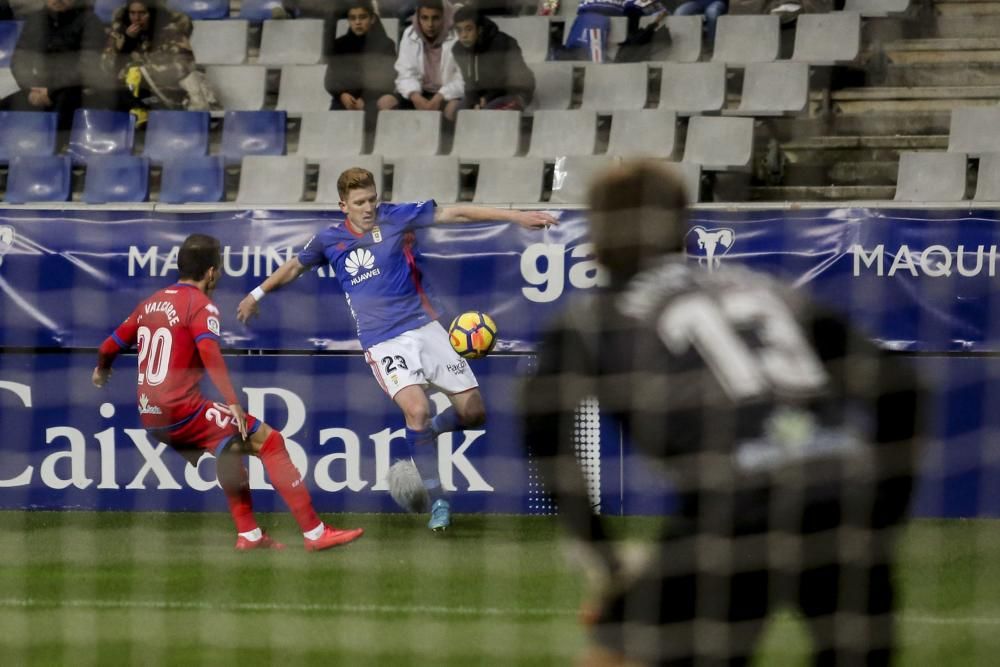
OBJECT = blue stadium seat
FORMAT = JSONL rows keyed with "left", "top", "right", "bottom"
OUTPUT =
{"left": 0, "top": 21, "right": 23, "bottom": 67}
{"left": 238, "top": 0, "right": 284, "bottom": 21}
{"left": 142, "top": 110, "right": 210, "bottom": 165}
{"left": 159, "top": 156, "right": 225, "bottom": 204}
{"left": 4, "top": 155, "right": 71, "bottom": 204}
{"left": 220, "top": 110, "right": 286, "bottom": 165}
{"left": 167, "top": 0, "right": 231, "bottom": 20}
{"left": 82, "top": 156, "right": 150, "bottom": 204}
{"left": 0, "top": 111, "right": 58, "bottom": 164}
{"left": 66, "top": 109, "right": 136, "bottom": 165}
{"left": 93, "top": 0, "right": 122, "bottom": 23}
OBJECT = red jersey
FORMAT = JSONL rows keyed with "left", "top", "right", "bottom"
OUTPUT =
{"left": 104, "top": 283, "right": 235, "bottom": 430}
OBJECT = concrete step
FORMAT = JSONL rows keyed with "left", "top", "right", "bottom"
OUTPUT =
{"left": 886, "top": 38, "right": 1000, "bottom": 64}
{"left": 886, "top": 62, "right": 1000, "bottom": 86}
{"left": 932, "top": 15, "right": 1000, "bottom": 37}
{"left": 936, "top": 1, "right": 1000, "bottom": 15}
{"left": 779, "top": 161, "right": 900, "bottom": 187}
{"left": 748, "top": 185, "right": 897, "bottom": 202}
{"left": 830, "top": 86, "right": 1000, "bottom": 113}
{"left": 770, "top": 112, "right": 951, "bottom": 139}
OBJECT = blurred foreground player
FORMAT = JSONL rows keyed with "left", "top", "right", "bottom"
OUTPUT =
{"left": 522, "top": 161, "right": 923, "bottom": 666}
{"left": 93, "top": 234, "right": 364, "bottom": 552}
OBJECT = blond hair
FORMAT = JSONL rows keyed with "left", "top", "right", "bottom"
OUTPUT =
{"left": 337, "top": 167, "right": 377, "bottom": 201}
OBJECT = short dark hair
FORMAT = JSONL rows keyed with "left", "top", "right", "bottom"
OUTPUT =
{"left": 345, "top": 0, "right": 376, "bottom": 15}
{"left": 453, "top": 6, "right": 478, "bottom": 25}
{"left": 416, "top": 0, "right": 444, "bottom": 13}
{"left": 177, "top": 234, "right": 221, "bottom": 281}
{"left": 587, "top": 160, "right": 690, "bottom": 280}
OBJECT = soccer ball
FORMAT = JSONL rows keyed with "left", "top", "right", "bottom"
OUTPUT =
{"left": 448, "top": 311, "right": 498, "bottom": 360}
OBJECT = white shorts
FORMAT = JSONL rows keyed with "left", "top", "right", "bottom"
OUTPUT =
{"left": 364, "top": 321, "right": 479, "bottom": 399}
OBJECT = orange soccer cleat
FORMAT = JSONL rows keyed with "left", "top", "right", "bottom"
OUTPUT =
{"left": 235, "top": 532, "right": 286, "bottom": 551}
{"left": 303, "top": 526, "right": 364, "bottom": 552}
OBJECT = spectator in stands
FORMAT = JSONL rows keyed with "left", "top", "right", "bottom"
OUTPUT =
{"left": 0, "top": 1, "right": 14, "bottom": 21}
{"left": 452, "top": 6, "right": 534, "bottom": 112}
{"left": 674, "top": 0, "right": 728, "bottom": 40}
{"left": 100, "top": 0, "right": 219, "bottom": 124}
{"left": 561, "top": 0, "right": 667, "bottom": 62}
{"left": 326, "top": 0, "right": 398, "bottom": 125}
{"left": 0, "top": 0, "right": 105, "bottom": 130}
{"left": 394, "top": 0, "right": 463, "bottom": 122}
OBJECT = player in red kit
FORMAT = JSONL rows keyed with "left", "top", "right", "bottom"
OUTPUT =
{"left": 92, "top": 233, "right": 363, "bottom": 552}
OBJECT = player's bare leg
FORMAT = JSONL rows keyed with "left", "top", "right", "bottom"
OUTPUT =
{"left": 395, "top": 385, "right": 451, "bottom": 531}
{"left": 234, "top": 423, "right": 364, "bottom": 551}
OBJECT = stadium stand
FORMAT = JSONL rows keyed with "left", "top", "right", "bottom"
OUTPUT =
{"left": 294, "top": 111, "right": 366, "bottom": 161}
{"left": 316, "top": 155, "right": 384, "bottom": 203}
{"left": 674, "top": 160, "right": 702, "bottom": 203}
{"left": 525, "top": 63, "right": 573, "bottom": 111}
{"left": 0, "top": 111, "right": 57, "bottom": 164}
{"left": 732, "top": 62, "right": 810, "bottom": 116}
{"left": 527, "top": 110, "right": 598, "bottom": 158}
{"left": 168, "top": 0, "right": 231, "bottom": 20}
{"left": 373, "top": 110, "right": 441, "bottom": 160}
{"left": 82, "top": 156, "right": 150, "bottom": 204}
{"left": 159, "top": 155, "right": 226, "bottom": 204}
{"left": 258, "top": 18, "right": 325, "bottom": 65}
{"left": 654, "top": 15, "right": 704, "bottom": 63}
{"left": 451, "top": 109, "right": 521, "bottom": 162}
{"left": 606, "top": 110, "right": 677, "bottom": 159}
{"left": 0, "top": 19, "right": 19, "bottom": 99}
{"left": 94, "top": 0, "right": 122, "bottom": 23}
{"left": 894, "top": 151, "right": 967, "bottom": 202}
{"left": 948, "top": 107, "right": 1000, "bottom": 158}
{"left": 4, "top": 155, "right": 71, "bottom": 204}
{"left": 491, "top": 17, "right": 551, "bottom": 63}
{"left": 142, "top": 111, "right": 210, "bottom": 165}
{"left": 472, "top": 157, "right": 545, "bottom": 204}
{"left": 238, "top": 0, "right": 284, "bottom": 21}
{"left": 236, "top": 155, "right": 307, "bottom": 204}
{"left": 219, "top": 110, "right": 287, "bottom": 164}
{"left": 711, "top": 14, "right": 780, "bottom": 66}
{"left": 276, "top": 65, "right": 332, "bottom": 113}
{"left": 974, "top": 153, "right": 1000, "bottom": 202}
{"left": 66, "top": 110, "right": 136, "bottom": 166}
{"left": 205, "top": 65, "right": 267, "bottom": 111}
{"left": 191, "top": 20, "right": 248, "bottom": 65}
{"left": 682, "top": 116, "right": 755, "bottom": 171}
{"left": 579, "top": 63, "right": 648, "bottom": 113}
{"left": 550, "top": 155, "right": 619, "bottom": 205}
{"left": 392, "top": 156, "right": 460, "bottom": 203}
{"left": 791, "top": 12, "right": 862, "bottom": 66}
{"left": 843, "top": 0, "right": 911, "bottom": 17}
{"left": 658, "top": 63, "right": 726, "bottom": 115}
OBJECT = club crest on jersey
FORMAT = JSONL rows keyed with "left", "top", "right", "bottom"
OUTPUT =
{"left": 372, "top": 226, "right": 382, "bottom": 243}
{"left": 138, "top": 393, "right": 162, "bottom": 415}
{"left": 345, "top": 248, "right": 381, "bottom": 285}
{"left": 0, "top": 225, "right": 13, "bottom": 267}
{"left": 207, "top": 316, "right": 220, "bottom": 336}
{"left": 686, "top": 226, "right": 735, "bottom": 272}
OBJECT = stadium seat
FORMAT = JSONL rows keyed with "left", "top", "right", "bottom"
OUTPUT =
{"left": 658, "top": 63, "right": 726, "bottom": 115}
{"left": 191, "top": 20, "right": 248, "bottom": 65}
{"left": 373, "top": 110, "right": 441, "bottom": 160}
{"left": 791, "top": 12, "right": 862, "bottom": 66}
{"left": 491, "top": 17, "right": 551, "bottom": 63}
{"left": 159, "top": 156, "right": 226, "bottom": 204}
{"left": 258, "top": 19, "right": 325, "bottom": 65}
{"left": 142, "top": 111, "right": 210, "bottom": 165}
{"left": 894, "top": 151, "right": 967, "bottom": 202}
{"left": 206, "top": 65, "right": 267, "bottom": 110}
{"left": 295, "top": 111, "right": 365, "bottom": 161}
{"left": 167, "top": 0, "right": 230, "bottom": 20}
{"left": 66, "top": 109, "right": 136, "bottom": 165}
{"left": 605, "top": 17, "right": 628, "bottom": 61}
{"left": 732, "top": 62, "right": 810, "bottom": 116}
{"left": 683, "top": 116, "right": 755, "bottom": 170}
{"left": 580, "top": 63, "right": 649, "bottom": 113}
{"left": 336, "top": 18, "right": 400, "bottom": 46}
{"left": 557, "top": 0, "right": 581, "bottom": 17}
{"left": 974, "top": 154, "right": 1000, "bottom": 202}
{"left": 526, "top": 63, "right": 574, "bottom": 111}
{"left": 636, "top": 15, "right": 703, "bottom": 63}
{"left": 392, "top": 156, "right": 460, "bottom": 203}
{"left": 949, "top": 107, "right": 1000, "bottom": 157}
{"left": 671, "top": 161, "right": 703, "bottom": 203}
{"left": 93, "top": 0, "right": 120, "bottom": 23}
{"left": 711, "top": 15, "right": 780, "bottom": 65}
{"left": 238, "top": 0, "right": 285, "bottom": 21}
{"left": 276, "top": 65, "right": 332, "bottom": 113}
{"left": 220, "top": 110, "right": 287, "bottom": 164}
{"left": 550, "top": 156, "right": 620, "bottom": 205}
{"left": 82, "top": 156, "right": 150, "bottom": 204}
{"left": 4, "top": 155, "right": 71, "bottom": 204}
{"left": 473, "top": 158, "right": 544, "bottom": 204}
{"left": 843, "top": 0, "right": 910, "bottom": 17}
{"left": 527, "top": 110, "right": 597, "bottom": 158}
{"left": 0, "top": 111, "right": 58, "bottom": 164}
{"left": 0, "top": 21, "right": 23, "bottom": 67}
{"left": 316, "top": 156, "right": 384, "bottom": 203}
{"left": 606, "top": 110, "right": 677, "bottom": 159}
{"left": 236, "top": 155, "right": 307, "bottom": 205}
{"left": 451, "top": 110, "right": 521, "bottom": 162}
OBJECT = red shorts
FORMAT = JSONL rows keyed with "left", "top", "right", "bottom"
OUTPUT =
{"left": 146, "top": 401, "right": 261, "bottom": 456}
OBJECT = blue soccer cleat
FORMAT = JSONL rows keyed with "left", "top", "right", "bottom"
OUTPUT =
{"left": 428, "top": 498, "right": 451, "bottom": 532}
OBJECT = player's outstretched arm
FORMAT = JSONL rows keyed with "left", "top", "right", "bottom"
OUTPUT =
{"left": 237, "top": 256, "right": 309, "bottom": 325}
{"left": 435, "top": 205, "right": 557, "bottom": 230}
{"left": 93, "top": 320, "right": 138, "bottom": 387}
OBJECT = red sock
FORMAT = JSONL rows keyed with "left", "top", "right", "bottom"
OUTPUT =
{"left": 259, "top": 429, "right": 322, "bottom": 533}
{"left": 217, "top": 454, "right": 257, "bottom": 534}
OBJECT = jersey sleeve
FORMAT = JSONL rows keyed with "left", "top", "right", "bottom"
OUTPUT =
{"left": 380, "top": 200, "right": 437, "bottom": 231}
{"left": 188, "top": 301, "right": 223, "bottom": 344}
{"left": 297, "top": 232, "right": 329, "bottom": 269}
{"left": 110, "top": 307, "right": 140, "bottom": 350}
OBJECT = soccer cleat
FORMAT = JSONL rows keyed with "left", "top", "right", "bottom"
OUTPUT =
{"left": 428, "top": 498, "right": 451, "bottom": 532}
{"left": 235, "top": 532, "right": 285, "bottom": 551}
{"left": 303, "top": 525, "right": 364, "bottom": 552}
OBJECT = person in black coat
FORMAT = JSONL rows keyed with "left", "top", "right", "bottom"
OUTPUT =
{"left": 451, "top": 6, "right": 534, "bottom": 111}
{"left": 324, "top": 0, "right": 398, "bottom": 124}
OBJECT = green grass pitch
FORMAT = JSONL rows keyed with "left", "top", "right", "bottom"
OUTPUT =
{"left": 0, "top": 513, "right": 998, "bottom": 665}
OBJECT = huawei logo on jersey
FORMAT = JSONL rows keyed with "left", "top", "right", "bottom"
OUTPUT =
{"left": 345, "top": 248, "right": 381, "bottom": 285}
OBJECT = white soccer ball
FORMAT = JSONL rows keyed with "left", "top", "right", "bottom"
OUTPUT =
{"left": 386, "top": 459, "right": 430, "bottom": 514}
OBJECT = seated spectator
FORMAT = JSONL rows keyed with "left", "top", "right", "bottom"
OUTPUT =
{"left": 100, "top": 0, "right": 219, "bottom": 123}
{"left": 326, "top": 0, "right": 398, "bottom": 124}
{"left": 452, "top": 6, "right": 533, "bottom": 111}
{"left": 561, "top": 0, "right": 667, "bottom": 62}
{"left": 0, "top": 0, "right": 105, "bottom": 130}
{"left": 394, "top": 0, "right": 463, "bottom": 122}
{"left": 674, "top": 0, "right": 728, "bottom": 40}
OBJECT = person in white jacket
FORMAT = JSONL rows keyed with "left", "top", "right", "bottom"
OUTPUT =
{"left": 393, "top": 0, "right": 464, "bottom": 122}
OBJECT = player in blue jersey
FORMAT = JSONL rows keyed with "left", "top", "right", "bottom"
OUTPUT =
{"left": 236, "top": 167, "right": 556, "bottom": 531}
{"left": 563, "top": 0, "right": 667, "bottom": 62}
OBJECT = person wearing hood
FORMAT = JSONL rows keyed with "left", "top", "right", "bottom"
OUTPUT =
{"left": 393, "top": 0, "right": 463, "bottom": 122}
{"left": 325, "top": 0, "right": 398, "bottom": 124}
{"left": 452, "top": 6, "right": 534, "bottom": 111}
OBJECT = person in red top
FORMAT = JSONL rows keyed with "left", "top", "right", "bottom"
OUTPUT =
{"left": 92, "top": 233, "right": 363, "bottom": 552}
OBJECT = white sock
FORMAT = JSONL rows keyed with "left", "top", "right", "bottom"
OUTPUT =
{"left": 303, "top": 523, "right": 325, "bottom": 540}
{"left": 239, "top": 527, "right": 263, "bottom": 542}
